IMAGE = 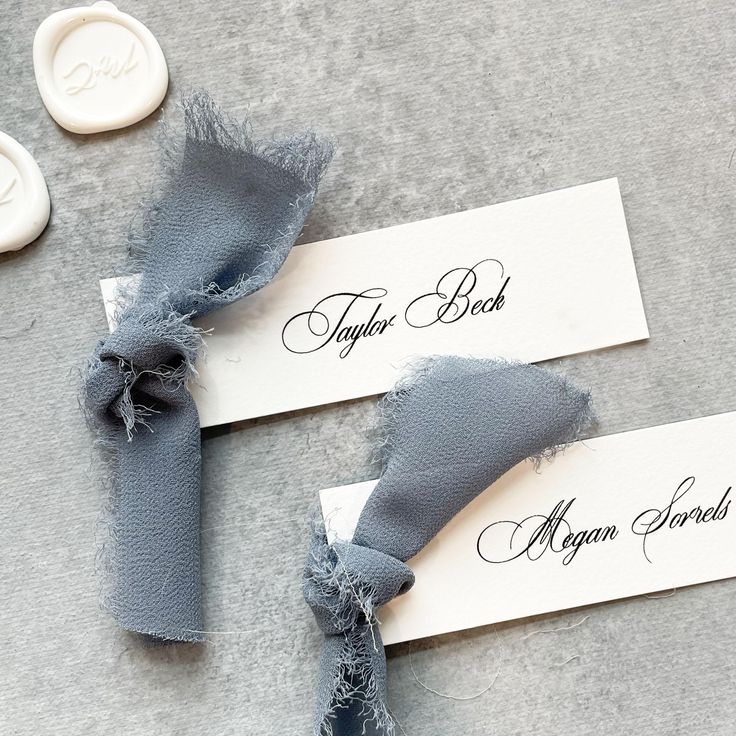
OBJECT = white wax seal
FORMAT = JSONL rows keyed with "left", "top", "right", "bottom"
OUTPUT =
{"left": 0, "top": 132, "right": 51, "bottom": 253}
{"left": 33, "top": 2, "right": 168, "bottom": 134}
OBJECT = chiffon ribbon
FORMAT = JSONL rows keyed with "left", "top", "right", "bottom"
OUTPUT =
{"left": 84, "top": 93, "right": 333, "bottom": 641}
{"left": 303, "top": 357, "right": 593, "bottom": 735}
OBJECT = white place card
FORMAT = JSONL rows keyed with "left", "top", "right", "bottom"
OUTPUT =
{"left": 101, "top": 178, "right": 647, "bottom": 427}
{"left": 320, "top": 412, "right": 736, "bottom": 645}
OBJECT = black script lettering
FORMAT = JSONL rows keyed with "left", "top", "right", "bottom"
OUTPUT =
{"left": 405, "top": 259, "right": 509, "bottom": 328}
{"left": 631, "top": 477, "right": 731, "bottom": 563}
{"left": 476, "top": 499, "right": 618, "bottom": 566}
{"left": 281, "top": 289, "right": 397, "bottom": 359}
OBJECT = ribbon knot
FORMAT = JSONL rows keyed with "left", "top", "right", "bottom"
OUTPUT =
{"left": 303, "top": 357, "right": 595, "bottom": 735}
{"left": 304, "top": 537, "right": 415, "bottom": 638}
{"left": 303, "top": 533, "right": 415, "bottom": 735}
{"left": 85, "top": 306, "right": 201, "bottom": 437}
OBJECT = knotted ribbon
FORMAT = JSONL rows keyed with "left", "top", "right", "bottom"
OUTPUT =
{"left": 84, "top": 92, "right": 333, "bottom": 641}
{"left": 303, "top": 357, "right": 593, "bottom": 735}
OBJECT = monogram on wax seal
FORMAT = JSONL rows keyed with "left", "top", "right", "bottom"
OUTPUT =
{"left": 33, "top": 2, "right": 168, "bottom": 134}
{"left": 0, "top": 132, "right": 50, "bottom": 253}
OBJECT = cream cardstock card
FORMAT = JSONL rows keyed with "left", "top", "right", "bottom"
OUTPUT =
{"left": 320, "top": 412, "right": 736, "bottom": 646}
{"left": 101, "top": 177, "right": 648, "bottom": 427}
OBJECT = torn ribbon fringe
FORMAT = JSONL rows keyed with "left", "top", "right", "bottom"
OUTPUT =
{"left": 303, "top": 356, "right": 594, "bottom": 736}
{"left": 84, "top": 92, "right": 333, "bottom": 642}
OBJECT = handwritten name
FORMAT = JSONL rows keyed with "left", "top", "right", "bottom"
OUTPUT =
{"left": 281, "top": 258, "right": 510, "bottom": 358}
{"left": 476, "top": 499, "right": 618, "bottom": 566}
{"left": 405, "top": 259, "right": 509, "bottom": 328}
{"left": 631, "top": 476, "right": 731, "bottom": 563}
{"left": 475, "top": 477, "right": 732, "bottom": 568}
{"left": 281, "top": 289, "right": 397, "bottom": 359}
{"left": 62, "top": 44, "right": 138, "bottom": 95}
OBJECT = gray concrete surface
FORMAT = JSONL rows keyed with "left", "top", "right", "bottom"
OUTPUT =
{"left": 1, "top": 1, "right": 735, "bottom": 733}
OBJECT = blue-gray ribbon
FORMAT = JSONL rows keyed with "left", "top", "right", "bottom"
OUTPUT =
{"left": 84, "top": 92, "right": 333, "bottom": 642}
{"left": 303, "top": 357, "right": 593, "bottom": 734}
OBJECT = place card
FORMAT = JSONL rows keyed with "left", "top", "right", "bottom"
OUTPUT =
{"left": 101, "top": 177, "right": 648, "bottom": 427}
{"left": 320, "top": 412, "right": 736, "bottom": 645}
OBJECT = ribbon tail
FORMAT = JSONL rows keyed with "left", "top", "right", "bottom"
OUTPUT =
{"left": 85, "top": 311, "right": 205, "bottom": 642}
{"left": 315, "top": 626, "right": 395, "bottom": 736}
{"left": 109, "top": 383, "right": 202, "bottom": 642}
{"left": 354, "top": 356, "right": 595, "bottom": 560}
{"left": 131, "top": 90, "right": 335, "bottom": 315}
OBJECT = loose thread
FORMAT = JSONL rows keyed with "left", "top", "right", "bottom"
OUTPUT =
{"left": 519, "top": 614, "right": 590, "bottom": 641}
{"left": 408, "top": 627, "right": 503, "bottom": 702}
{"left": 332, "top": 543, "right": 381, "bottom": 653}
{"left": 387, "top": 707, "right": 410, "bottom": 736}
{"left": 553, "top": 654, "right": 581, "bottom": 667}
{"left": 181, "top": 628, "right": 260, "bottom": 635}
{"left": 645, "top": 588, "right": 677, "bottom": 599}
{"left": 200, "top": 517, "right": 305, "bottom": 532}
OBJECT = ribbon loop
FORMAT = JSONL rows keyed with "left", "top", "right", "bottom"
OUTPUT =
{"left": 99, "top": 312, "right": 194, "bottom": 373}
{"left": 85, "top": 306, "right": 201, "bottom": 435}
{"left": 304, "top": 537, "right": 415, "bottom": 638}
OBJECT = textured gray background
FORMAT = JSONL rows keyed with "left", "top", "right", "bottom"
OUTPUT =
{"left": 1, "top": 0, "right": 735, "bottom": 734}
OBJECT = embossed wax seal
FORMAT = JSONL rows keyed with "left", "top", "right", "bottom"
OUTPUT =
{"left": 0, "top": 132, "right": 50, "bottom": 253}
{"left": 33, "top": 2, "right": 168, "bottom": 134}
